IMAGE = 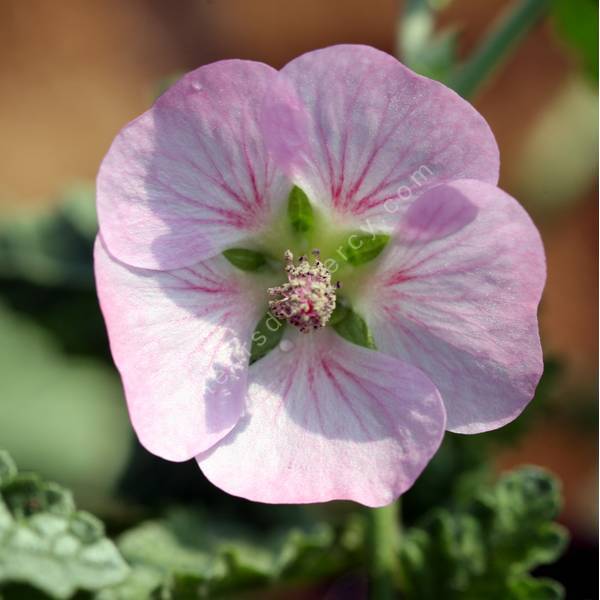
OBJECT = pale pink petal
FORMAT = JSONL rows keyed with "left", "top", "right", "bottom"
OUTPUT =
{"left": 94, "top": 237, "right": 265, "bottom": 461}
{"left": 197, "top": 329, "right": 445, "bottom": 506}
{"left": 358, "top": 180, "right": 546, "bottom": 434}
{"left": 263, "top": 44, "right": 498, "bottom": 229}
{"left": 97, "top": 60, "right": 290, "bottom": 270}
{"left": 260, "top": 75, "right": 312, "bottom": 177}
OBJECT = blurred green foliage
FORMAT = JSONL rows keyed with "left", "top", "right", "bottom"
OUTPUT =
{"left": 0, "top": 451, "right": 128, "bottom": 599}
{"left": 402, "top": 467, "right": 568, "bottom": 599}
{"left": 552, "top": 0, "right": 599, "bottom": 81}
{"left": 100, "top": 509, "right": 364, "bottom": 598}
{"left": 0, "top": 451, "right": 568, "bottom": 599}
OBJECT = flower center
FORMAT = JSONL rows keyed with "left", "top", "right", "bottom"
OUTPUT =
{"left": 268, "top": 249, "right": 338, "bottom": 333}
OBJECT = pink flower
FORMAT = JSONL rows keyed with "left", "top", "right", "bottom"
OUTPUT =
{"left": 95, "top": 45, "right": 545, "bottom": 507}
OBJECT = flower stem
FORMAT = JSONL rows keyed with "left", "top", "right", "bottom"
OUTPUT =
{"left": 448, "top": 0, "right": 550, "bottom": 99}
{"left": 369, "top": 500, "right": 402, "bottom": 599}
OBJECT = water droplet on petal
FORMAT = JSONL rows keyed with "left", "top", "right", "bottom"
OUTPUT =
{"left": 279, "top": 339, "right": 294, "bottom": 352}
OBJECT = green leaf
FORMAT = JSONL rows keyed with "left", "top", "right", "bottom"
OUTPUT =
{"left": 339, "top": 233, "right": 390, "bottom": 266}
{"left": 0, "top": 452, "right": 129, "bottom": 599}
{"left": 223, "top": 248, "right": 267, "bottom": 271}
{"left": 332, "top": 305, "right": 376, "bottom": 349}
{"left": 249, "top": 312, "right": 286, "bottom": 364}
{"left": 287, "top": 186, "right": 314, "bottom": 234}
{"left": 401, "top": 467, "right": 569, "bottom": 600}
{"left": 103, "top": 508, "right": 364, "bottom": 598}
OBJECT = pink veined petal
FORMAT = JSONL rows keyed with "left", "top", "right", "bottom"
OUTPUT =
{"left": 197, "top": 329, "right": 446, "bottom": 507}
{"left": 263, "top": 44, "right": 499, "bottom": 229}
{"left": 358, "top": 179, "right": 546, "bottom": 434}
{"left": 97, "top": 60, "right": 290, "bottom": 271}
{"left": 260, "top": 74, "right": 312, "bottom": 178}
{"left": 94, "top": 236, "right": 265, "bottom": 461}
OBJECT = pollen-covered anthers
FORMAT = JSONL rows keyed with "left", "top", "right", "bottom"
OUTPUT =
{"left": 268, "top": 249, "right": 337, "bottom": 333}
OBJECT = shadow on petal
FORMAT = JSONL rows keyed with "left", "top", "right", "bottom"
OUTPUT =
{"left": 399, "top": 183, "right": 479, "bottom": 243}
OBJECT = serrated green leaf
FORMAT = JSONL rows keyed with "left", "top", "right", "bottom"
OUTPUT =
{"left": 332, "top": 305, "right": 376, "bottom": 349}
{"left": 222, "top": 248, "right": 267, "bottom": 271}
{"left": 287, "top": 186, "right": 314, "bottom": 234}
{"left": 401, "top": 467, "right": 568, "bottom": 600}
{"left": 0, "top": 452, "right": 128, "bottom": 599}
{"left": 339, "top": 233, "right": 390, "bottom": 266}
{"left": 249, "top": 312, "right": 286, "bottom": 364}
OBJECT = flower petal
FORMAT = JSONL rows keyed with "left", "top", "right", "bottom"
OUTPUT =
{"left": 359, "top": 180, "right": 546, "bottom": 433}
{"left": 265, "top": 44, "right": 498, "bottom": 227}
{"left": 97, "top": 60, "right": 290, "bottom": 270}
{"left": 94, "top": 237, "right": 264, "bottom": 461}
{"left": 197, "top": 329, "right": 445, "bottom": 506}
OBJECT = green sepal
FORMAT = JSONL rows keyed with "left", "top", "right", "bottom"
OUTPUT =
{"left": 332, "top": 304, "right": 376, "bottom": 350}
{"left": 249, "top": 312, "right": 286, "bottom": 364}
{"left": 223, "top": 248, "right": 267, "bottom": 271}
{"left": 287, "top": 186, "right": 315, "bottom": 234}
{"left": 328, "top": 303, "right": 350, "bottom": 326}
{"left": 340, "top": 233, "right": 390, "bottom": 266}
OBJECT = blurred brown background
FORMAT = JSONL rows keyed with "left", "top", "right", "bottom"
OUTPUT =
{"left": 0, "top": 0, "right": 597, "bottom": 561}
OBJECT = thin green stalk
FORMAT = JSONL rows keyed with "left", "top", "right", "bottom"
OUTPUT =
{"left": 369, "top": 500, "right": 402, "bottom": 599}
{"left": 449, "top": 0, "right": 550, "bottom": 98}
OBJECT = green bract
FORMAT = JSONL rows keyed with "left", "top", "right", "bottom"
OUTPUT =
{"left": 340, "top": 233, "right": 390, "bottom": 266}
{"left": 221, "top": 185, "right": 385, "bottom": 361}
{"left": 223, "top": 248, "right": 268, "bottom": 271}
{"left": 249, "top": 312, "right": 286, "bottom": 364}
{"left": 287, "top": 185, "right": 315, "bottom": 234}
{"left": 331, "top": 302, "right": 376, "bottom": 350}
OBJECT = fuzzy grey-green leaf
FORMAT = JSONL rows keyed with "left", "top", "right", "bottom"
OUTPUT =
{"left": 0, "top": 451, "right": 129, "bottom": 598}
